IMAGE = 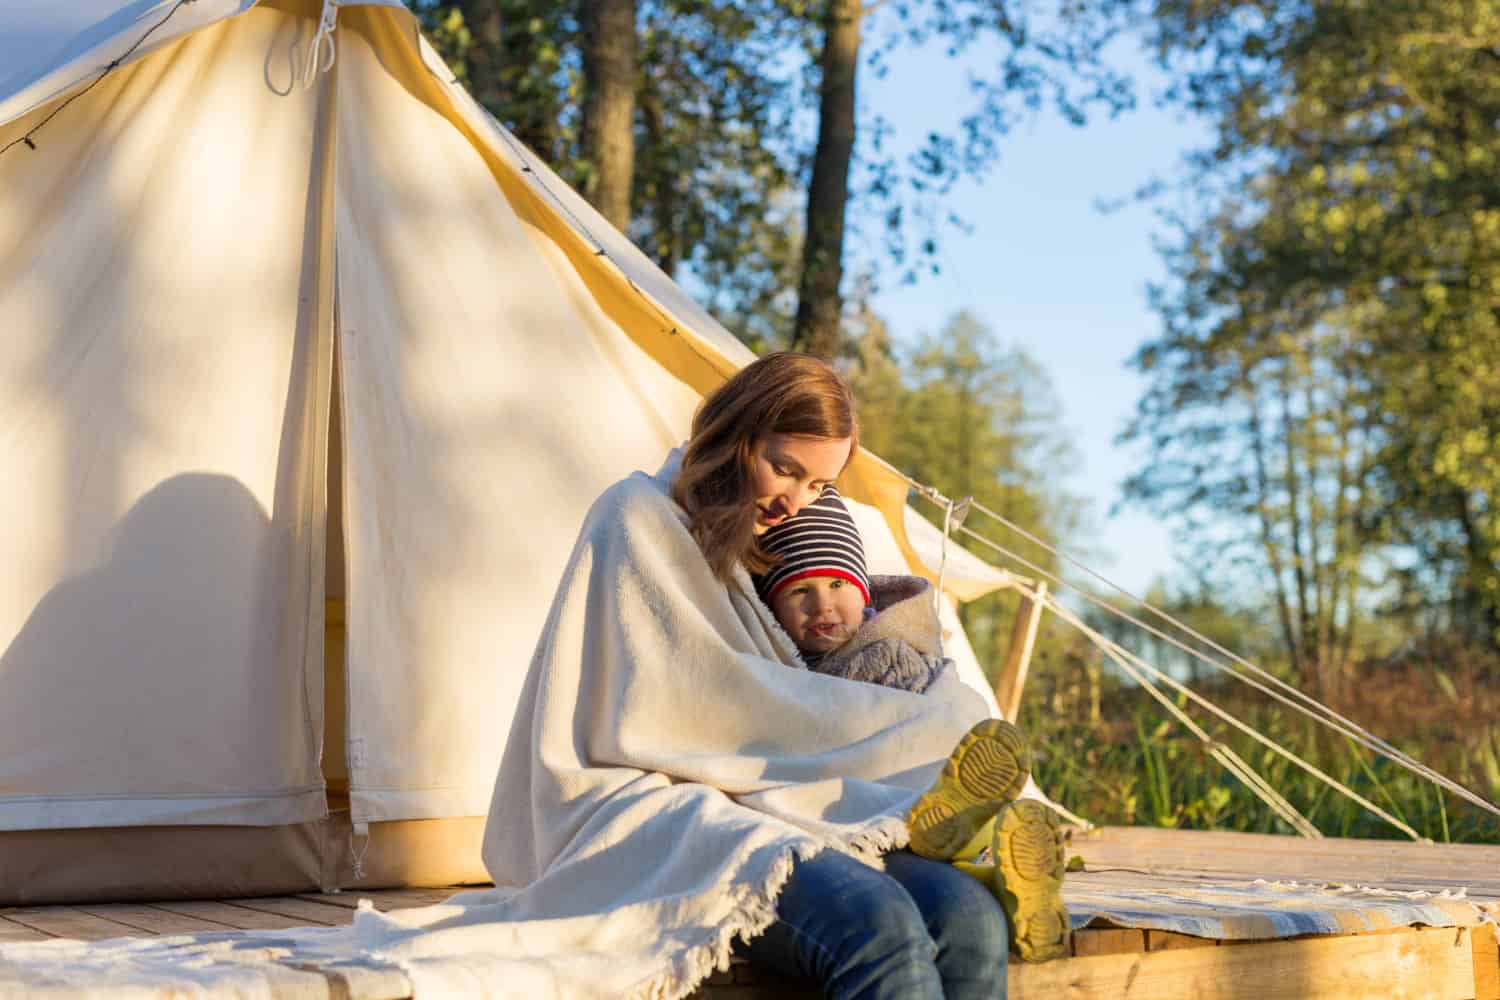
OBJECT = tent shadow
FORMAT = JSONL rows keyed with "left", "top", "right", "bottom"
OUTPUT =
{"left": 0, "top": 473, "right": 313, "bottom": 816}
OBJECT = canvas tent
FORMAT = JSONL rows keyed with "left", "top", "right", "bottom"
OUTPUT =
{"left": 0, "top": 0, "right": 1017, "bottom": 904}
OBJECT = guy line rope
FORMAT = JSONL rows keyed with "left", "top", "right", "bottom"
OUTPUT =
{"left": 908, "top": 476, "right": 1500, "bottom": 838}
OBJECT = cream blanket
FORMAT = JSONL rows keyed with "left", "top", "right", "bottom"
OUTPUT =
{"left": 455, "top": 454, "right": 992, "bottom": 997}
{"left": 0, "top": 455, "right": 992, "bottom": 999}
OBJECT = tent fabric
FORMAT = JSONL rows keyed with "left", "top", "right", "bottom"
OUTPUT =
{"left": 0, "top": 0, "right": 252, "bottom": 130}
{"left": 332, "top": 10, "right": 1006, "bottom": 819}
{"left": 0, "top": 0, "right": 1023, "bottom": 878}
{"left": 332, "top": 13, "right": 704, "bottom": 823}
{"left": 0, "top": 4, "right": 333, "bottom": 831}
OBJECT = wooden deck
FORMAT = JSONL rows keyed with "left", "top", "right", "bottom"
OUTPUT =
{"left": 0, "top": 887, "right": 459, "bottom": 943}
{"left": 3, "top": 828, "right": 1498, "bottom": 998}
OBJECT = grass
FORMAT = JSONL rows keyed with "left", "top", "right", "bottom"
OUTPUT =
{"left": 1017, "top": 649, "right": 1500, "bottom": 844}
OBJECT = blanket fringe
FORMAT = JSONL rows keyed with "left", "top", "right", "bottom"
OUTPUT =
{"left": 628, "top": 814, "right": 913, "bottom": 1000}
{"left": 842, "top": 814, "right": 911, "bottom": 868}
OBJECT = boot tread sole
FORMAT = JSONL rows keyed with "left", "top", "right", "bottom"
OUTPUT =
{"left": 907, "top": 719, "right": 1030, "bottom": 860}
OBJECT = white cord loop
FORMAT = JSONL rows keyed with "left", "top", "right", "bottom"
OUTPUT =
{"left": 302, "top": 0, "right": 339, "bottom": 90}
{"left": 349, "top": 820, "right": 370, "bottom": 880}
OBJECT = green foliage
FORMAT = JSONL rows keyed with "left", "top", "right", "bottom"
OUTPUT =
{"left": 633, "top": 0, "right": 806, "bottom": 346}
{"left": 417, "top": 1, "right": 582, "bottom": 171}
{"left": 1024, "top": 642, "right": 1500, "bottom": 842}
{"left": 412, "top": 1, "right": 1143, "bottom": 351}
{"left": 1124, "top": 0, "right": 1500, "bottom": 652}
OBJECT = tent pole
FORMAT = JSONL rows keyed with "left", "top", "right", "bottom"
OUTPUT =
{"left": 995, "top": 583, "right": 1047, "bottom": 723}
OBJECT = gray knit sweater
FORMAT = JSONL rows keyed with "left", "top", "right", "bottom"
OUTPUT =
{"left": 805, "top": 575, "right": 950, "bottom": 694}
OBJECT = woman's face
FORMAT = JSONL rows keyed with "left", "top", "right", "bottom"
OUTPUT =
{"left": 749, "top": 433, "right": 853, "bottom": 535}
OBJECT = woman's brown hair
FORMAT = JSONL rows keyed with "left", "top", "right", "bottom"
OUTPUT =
{"left": 672, "top": 352, "right": 859, "bottom": 581}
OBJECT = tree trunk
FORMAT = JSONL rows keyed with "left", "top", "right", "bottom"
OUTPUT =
{"left": 1277, "top": 366, "right": 1317, "bottom": 690}
{"left": 454, "top": 1, "right": 503, "bottom": 111}
{"left": 579, "top": 0, "right": 637, "bottom": 231}
{"left": 1246, "top": 381, "right": 1302, "bottom": 675}
{"left": 791, "top": 0, "right": 861, "bottom": 358}
{"left": 1456, "top": 488, "right": 1500, "bottom": 650}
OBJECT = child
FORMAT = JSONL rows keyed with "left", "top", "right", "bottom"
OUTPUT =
{"left": 753, "top": 487, "right": 1071, "bottom": 961}
{"left": 751, "top": 485, "right": 955, "bottom": 693}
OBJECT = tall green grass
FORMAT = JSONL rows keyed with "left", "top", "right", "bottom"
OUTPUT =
{"left": 1021, "top": 664, "right": 1500, "bottom": 844}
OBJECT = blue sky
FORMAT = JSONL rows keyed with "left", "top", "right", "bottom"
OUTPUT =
{"left": 856, "top": 34, "right": 1210, "bottom": 595}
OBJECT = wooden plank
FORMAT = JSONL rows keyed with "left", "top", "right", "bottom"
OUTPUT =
{"left": 368, "top": 887, "right": 466, "bottom": 908}
{"left": 1147, "top": 929, "right": 1217, "bottom": 951}
{"left": 1072, "top": 827, "right": 1500, "bottom": 901}
{"left": 1072, "top": 928, "right": 1145, "bottom": 957}
{"left": 995, "top": 583, "right": 1047, "bottom": 723}
{"left": 300, "top": 887, "right": 461, "bottom": 911}
{"left": 0, "top": 916, "right": 49, "bottom": 942}
{"left": 148, "top": 900, "right": 309, "bottom": 931}
{"left": 72, "top": 903, "right": 237, "bottom": 936}
{"left": 226, "top": 896, "right": 356, "bottom": 926}
{"left": 2, "top": 906, "right": 150, "bottom": 941}
{"left": 1473, "top": 920, "right": 1499, "bottom": 1000}
{"left": 1009, "top": 925, "right": 1475, "bottom": 1000}
{"left": 293, "top": 891, "right": 363, "bottom": 910}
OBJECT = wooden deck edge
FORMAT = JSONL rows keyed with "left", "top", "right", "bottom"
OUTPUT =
{"left": 693, "top": 924, "right": 1486, "bottom": 1000}
{"left": 1008, "top": 924, "right": 1477, "bottom": 1000}
{"left": 1473, "top": 921, "right": 1499, "bottom": 1000}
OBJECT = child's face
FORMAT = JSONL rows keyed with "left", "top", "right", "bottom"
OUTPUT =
{"left": 771, "top": 575, "right": 867, "bottom": 654}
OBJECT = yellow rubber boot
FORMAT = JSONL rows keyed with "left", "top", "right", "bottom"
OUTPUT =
{"left": 991, "top": 799, "right": 1071, "bottom": 962}
{"left": 952, "top": 859, "right": 995, "bottom": 882}
{"left": 952, "top": 816, "right": 996, "bottom": 863}
{"left": 906, "top": 719, "right": 1030, "bottom": 860}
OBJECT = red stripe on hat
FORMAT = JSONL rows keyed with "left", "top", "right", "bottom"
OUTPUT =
{"left": 766, "top": 568, "right": 871, "bottom": 607}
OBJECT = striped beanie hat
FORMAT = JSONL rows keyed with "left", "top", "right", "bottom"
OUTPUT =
{"left": 754, "top": 486, "right": 871, "bottom": 606}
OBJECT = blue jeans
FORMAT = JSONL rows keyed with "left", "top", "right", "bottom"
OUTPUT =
{"left": 736, "top": 849, "right": 1009, "bottom": 999}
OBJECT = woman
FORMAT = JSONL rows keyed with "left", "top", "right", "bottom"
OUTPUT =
{"left": 673, "top": 352, "right": 1011, "bottom": 997}
{"left": 478, "top": 352, "right": 1059, "bottom": 1000}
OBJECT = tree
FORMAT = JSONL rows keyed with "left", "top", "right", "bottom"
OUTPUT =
{"left": 1121, "top": 296, "right": 1378, "bottom": 696}
{"left": 792, "top": 0, "right": 862, "bottom": 358}
{"left": 789, "top": 0, "right": 1134, "bottom": 357}
{"left": 423, "top": 0, "right": 581, "bottom": 167}
{"left": 1128, "top": 0, "right": 1500, "bottom": 650}
{"left": 578, "top": 0, "right": 638, "bottom": 228}
{"left": 631, "top": 0, "right": 806, "bottom": 346}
